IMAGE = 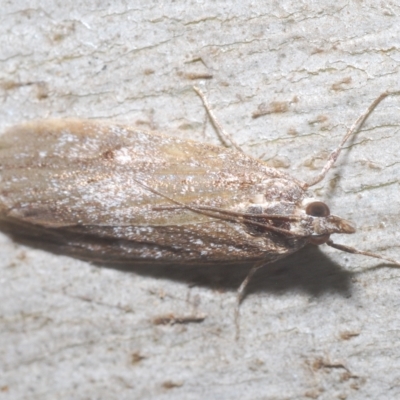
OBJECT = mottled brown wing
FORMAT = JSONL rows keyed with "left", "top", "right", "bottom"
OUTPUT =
{"left": 0, "top": 119, "right": 308, "bottom": 264}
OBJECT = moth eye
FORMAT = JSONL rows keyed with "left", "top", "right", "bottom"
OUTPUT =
{"left": 305, "top": 201, "right": 330, "bottom": 217}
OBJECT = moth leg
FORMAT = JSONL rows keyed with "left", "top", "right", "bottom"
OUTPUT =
{"left": 193, "top": 86, "right": 245, "bottom": 154}
{"left": 306, "top": 90, "right": 400, "bottom": 188}
{"left": 235, "top": 260, "right": 266, "bottom": 339}
{"left": 326, "top": 239, "right": 400, "bottom": 267}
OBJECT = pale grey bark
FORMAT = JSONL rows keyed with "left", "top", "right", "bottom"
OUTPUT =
{"left": 1, "top": 2, "right": 400, "bottom": 399}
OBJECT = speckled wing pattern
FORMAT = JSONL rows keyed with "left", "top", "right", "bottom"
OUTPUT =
{"left": 0, "top": 119, "right": 308, "bottom": 265}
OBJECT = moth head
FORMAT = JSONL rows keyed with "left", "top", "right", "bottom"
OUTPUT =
{"left": 303, "top": 200, "right": 356, "bottom": 245}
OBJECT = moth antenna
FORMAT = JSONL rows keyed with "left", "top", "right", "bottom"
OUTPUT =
{"left": 140, "top": 179, "right": 302, "bottom": 237}
{"left": 193, "top": 86, "right": 245, "bottom": 154}
{"left": 306, "top": 90, "right": 400, "bottom": 188}
{"left": 153, "top": 204, "right": 302, "bottom": 222}
{"left": 326, "top": 239, "right": 400, "bottom": 267}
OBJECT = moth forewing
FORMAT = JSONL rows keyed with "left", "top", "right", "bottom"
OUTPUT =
{"left": 0, "top": 119, "right": 310, "bottom": 266}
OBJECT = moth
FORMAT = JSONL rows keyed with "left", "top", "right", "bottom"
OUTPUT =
{"left": 0, "top": 87, "right": 399, "bottom": 317}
